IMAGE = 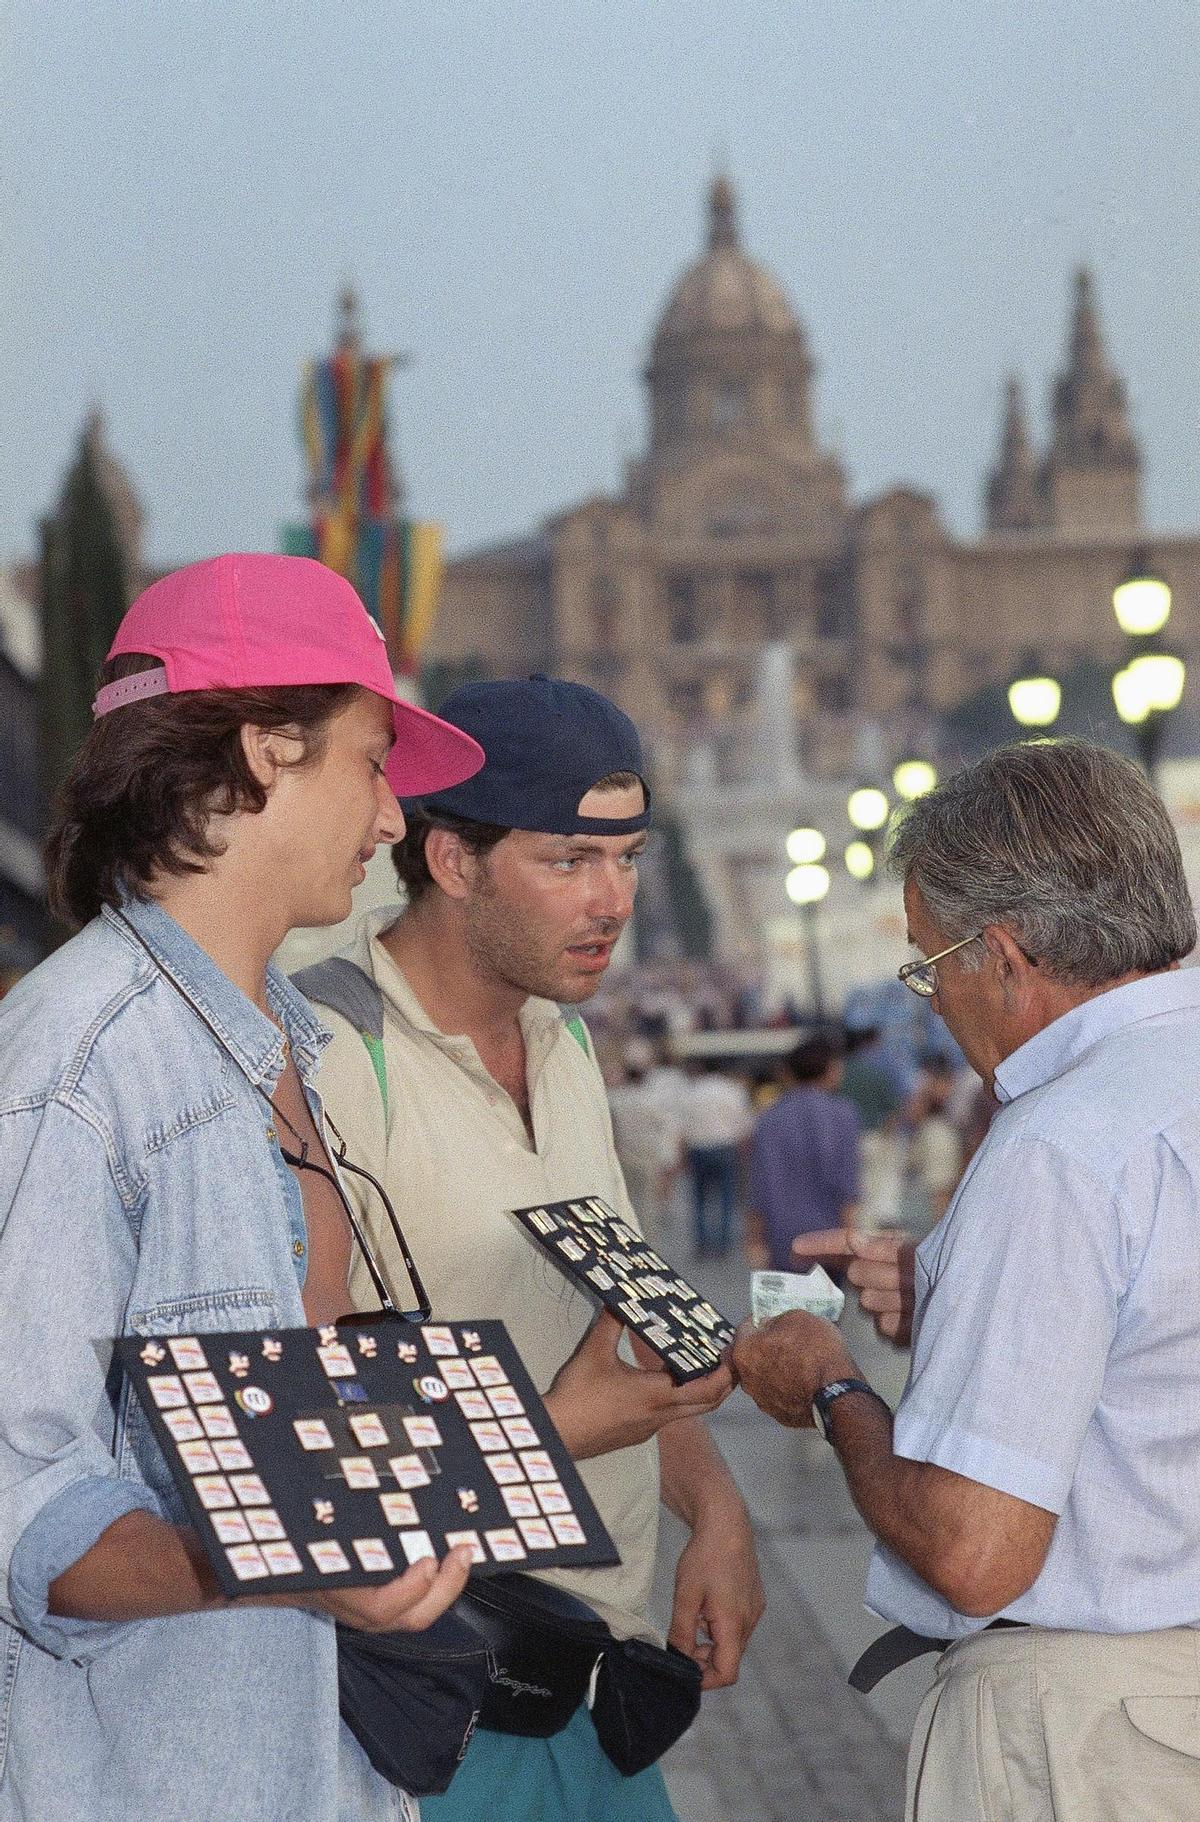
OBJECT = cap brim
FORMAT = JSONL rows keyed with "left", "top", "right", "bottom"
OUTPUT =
{"left": 385, "top": 698, "right": 485, "bottom": 796}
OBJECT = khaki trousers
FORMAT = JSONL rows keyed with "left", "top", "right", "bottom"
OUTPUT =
{"left": 906, "top": 1624, "right": 1200, "bottom": 1822}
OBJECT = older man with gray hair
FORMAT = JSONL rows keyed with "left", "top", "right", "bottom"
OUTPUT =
{"left": 734, "top": 739, "right": 1200, "bottom": 1821}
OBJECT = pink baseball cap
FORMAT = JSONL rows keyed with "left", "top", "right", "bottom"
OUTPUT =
{"left": 92, "top": 553, "right": 484, "bottom": 796}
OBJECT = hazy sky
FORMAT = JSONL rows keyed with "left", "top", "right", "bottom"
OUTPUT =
{"left": 4, "top": 1, "right": 1198, "bottom": 568}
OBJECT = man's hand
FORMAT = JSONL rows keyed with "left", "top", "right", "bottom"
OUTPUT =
{"left": 731, "top": 1312, "right": 859, "bottom": 1428}
{"left": 668, "top": 1496, "right": 764, "bottom": 1689}
{"left": 545, "top": 1310, "right": 733, "bottom": 1460}
{"left": 305, "top": 1545, "right": 475, "bottom": 1634}
{"left": 790, "top": 1227, "right": 916, "bottom": 1345}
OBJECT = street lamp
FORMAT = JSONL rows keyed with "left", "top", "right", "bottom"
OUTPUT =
{"left": 891, "top": 758, "right": 938, "bottom": 801}
{"left": 785, "top": 827, "right": 826, "bottom": 866}
{"left": 1111, "top": 554, "right": 1184, "bottom": 785}
{"left": 844, "top": 839, "right": 875, "bottom": 882}
{"left": 847, "top": 786, "right": 889, "bottom": 833}
{"left": 1008, "top": 663, "right": 1061, "bottom": 730}
{"left": 785, "top": 862, "right": 830, "bottom": 1017}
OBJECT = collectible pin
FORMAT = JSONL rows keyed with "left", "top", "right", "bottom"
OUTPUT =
{"left": 402, "top": 1416, "right": 442, "bottom": 1449}
{"left": 399, "top": 1530, "right": 436, "bottom": 1565}
{"left": 230, "top": 1473, "right": 270, "bottom": 1506}
{"left": 444, "top": 1529, "right": 486, "bottom": 1564}
{"left": 415, "top": 1375, "right": 449, "bottom": 1404}
{"left": 380, "top": 1491, "right": 420, "bottom": 1527}
{"left": 485, "top": 1528, "right": 526, "bottom": 1561}
{"left": 356, "top": 1334, "right": 378, "bottom": 1359}
{"left": 308, "top": 1541, "right": 351, "bottom": 1575}
{"left": 140, "top": 1342, "right": 166, "bottom": 1367}
{"left": 162, "top": 1409, "right": 204, "bottom": 1442}
{"left": 387, "top": 1454, "right": 431, "bottom": 1490}
{"left": 439, "top": 1358, "right": 475, "bottom": 1390}
{"left": 261, "top": 1541, "right": 303, "bottom": 1575}
{"left": 227, "top": 1352, "right": 250, "bottom": 1378}
{"left": 486, "top": 1453, "right": 525, "bottom": 1485}
{"left": 396, "top": 1341, "right": 418, "bottom": 1365}
{"left": 468, "top": 1421, "right": 507, "bottom": 1453}
{"left": 486, "top": 1388, "right": 524, "bottom": 1418}
{"left": 340, "top": 1456, "right": 380, "bottom": 1490}
{"left": 423, "top": 1326, "right": 458, "bottom": 1356}
{"left": 261, "top": 1336, "right": 283, "bottom": 1362}
{"left": 457, "top": 1487, "right": 480, "bottom": 1513}
{"left": 461, "top": 1330, "right": 482, "bottom": 1352}
{"left": 313, "top": 1498, "right": 336, "bottom": 1525}
{"left": 199, "top": 1404, "right": 239, "bottom": 1438}
{"left": 294, "top": 1418, "right": 335, "bottom": 1451}
{"left": 455, "top": 1390, "right": 493, "bottom": 1421}
{"left": 167, "top": 1337, "right": 208, "bottom": 1372}
{"left": 147, "top": 1374, "right": 187, "bottom": 1409}
{"left": 194, "top": 1475, "right": 236, "bottom": 1510}
{"left": 246, "top": 1509, "right": 287, "bottom": 1542}
{"left": 235, "top": 1385, "right": 273, "bottom": 1417}
{"left": 317, "top": 1343, "right": 355, "bottom": 1379}
{"left": 348, "top": 1413, "right": 389, "bottom": 1449}
{"left": 178, "top": 1440, "right": 220, "bottom": 1475}
{"left": 352, "top": 1537, "right": 395, "bottom": 1573}
{"left": 226, "top": 1543, "right": 270, "bottom": 1581}
{"left": 535, "top": 1482, "right": 572, "bottom": 1515}
{"left": 183, "top": 1371, "right": 223, "bottom": 1404}
{"left": 502, "top": 1418, "right": 540, "bottom": 1450}
{"left": 519, "top": 1450, "right": 555, "bottom": 1482}
{"left": 549, "top": 1514, "right": 586, "bottom": 1546}
{"left": 212, "top": 1439, "right": 253, "bottom": 1472}
{"left": 527, "top": 1209, "right": 558, "bottom": 1235}
{"left": 502, "top": 1485, "right": 539, "bottom": 1518}
{"left": 334, "top": 1381, "right": 368, "bottom": 1403}
{"left": 471, "top": 1357, "right": 506, "bottom": 1387}
{"left": 212, "top": 1511, "right": 253, "bottom": 1544}
{"left": 517, "top": 1518, "right": 554, "bottom": 1550}
{"left": 318, "top": 1326, "right": 338, "bottom": 1346}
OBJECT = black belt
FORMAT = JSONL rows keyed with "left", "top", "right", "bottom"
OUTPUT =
{"left": 849, "top": 1619, "right": 1028, "bottom": 1693}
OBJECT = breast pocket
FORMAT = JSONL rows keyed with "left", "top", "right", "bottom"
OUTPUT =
{"left": 119, "top": 1289, "right": 283, "bottom": 1509}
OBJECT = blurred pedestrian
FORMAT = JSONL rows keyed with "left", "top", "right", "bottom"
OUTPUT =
{"left": 679, "top": 1059, "right": 753, "bottom": 1258}
{"left": 608, "top": 1038, "right": 682, "bottom": 1247}
{"left": 907, "top": 1056, "right": 963, "bottom": 1228}
{"left": 745, "top": 1033, "right": 859, "bottom": 1271}
{"left": 839, "top": 1022, "right": 905, "bottom": 1231}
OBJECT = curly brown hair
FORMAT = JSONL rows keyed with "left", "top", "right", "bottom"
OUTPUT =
{"left": 45, "top": 653, "right": 359, "bottom": 928}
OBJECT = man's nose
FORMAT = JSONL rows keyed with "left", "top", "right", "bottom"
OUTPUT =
{"left": 376, "top": 779, "right": 405, "bottom": 845}
{"left": 590, "top": 861, "right": 635, "bottom": 922}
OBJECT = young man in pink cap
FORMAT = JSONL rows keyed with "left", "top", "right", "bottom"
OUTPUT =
{"left": 0, "top": 555, "right": 483, "bottom": 1822}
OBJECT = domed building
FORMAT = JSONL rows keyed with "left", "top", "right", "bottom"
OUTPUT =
{"left": 427, "top": 175, "right": 1200, "bottom": 960}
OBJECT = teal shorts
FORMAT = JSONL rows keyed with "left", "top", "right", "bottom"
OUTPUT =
{"left": 421, "top": 1704, "right": 680, "bottom": 1822}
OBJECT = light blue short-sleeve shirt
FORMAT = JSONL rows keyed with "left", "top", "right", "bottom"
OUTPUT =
{"left": 866, "top": 968, "right": 1200, "bottom": 1640}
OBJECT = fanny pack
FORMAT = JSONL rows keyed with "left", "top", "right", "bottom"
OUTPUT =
{"left": 336, "top": 1608, "right": 488, "bottom": 1795}
{"left": 457, "top": 1572, "right": 702, "bottom": 1777}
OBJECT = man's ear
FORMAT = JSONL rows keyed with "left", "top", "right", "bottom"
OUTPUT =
{"left": 240, "top": 723, "right": 301, "bottom": 791}
{"left": 423, "top": 828, "right": 474, "bottom": 902}
{"left": 983, "top": 924, "right": 1037, "bottom": 1011}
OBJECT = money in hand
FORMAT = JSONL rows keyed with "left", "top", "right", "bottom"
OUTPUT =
{"left": 751, "top": 1266, "right": 845, "bottom": 1327}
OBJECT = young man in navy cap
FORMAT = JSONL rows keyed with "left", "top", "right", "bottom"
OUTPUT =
{"left": 302, "top": 677, "right": 763, "bottom": 1822}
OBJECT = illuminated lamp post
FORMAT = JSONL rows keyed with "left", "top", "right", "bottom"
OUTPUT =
{"left": 1112, "top": 554, "right": 1184, "bottom": 787}
{"left": 891, "top": 758, "right": 938, "bottom": 801}
{"left": 785, "top": 860, "right": 831, "bottom": 1018}
{"left": 1007, "top": 658, "right": 1061, "bottom": 731}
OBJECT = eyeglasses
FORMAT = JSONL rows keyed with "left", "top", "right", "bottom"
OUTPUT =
{"left": 299, "top": 1114, "right": 433, "bottom": 1326}
{"left": 898, "top": 931, "right": 985, "bottom": 998}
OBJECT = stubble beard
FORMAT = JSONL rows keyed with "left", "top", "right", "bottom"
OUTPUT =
{"left": 463, "top": 881, "right": 612, "bottom": 1006}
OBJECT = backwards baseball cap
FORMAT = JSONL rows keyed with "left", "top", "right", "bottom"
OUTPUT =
{"left": 92, "top": 554, "right": 484, "bottom": 797}
{"left": 413, "top": 676, "right": 651, "bottom": 835}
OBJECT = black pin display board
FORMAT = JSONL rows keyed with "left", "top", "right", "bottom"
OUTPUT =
{"left": 118, "top": 1318, "right": 617, "bottom": 1598}
{"left": 510, "top": 1196, "right": 736, "bottom": 1383}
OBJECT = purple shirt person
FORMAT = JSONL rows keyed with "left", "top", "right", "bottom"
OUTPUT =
{"left": 747, "top": 1034, "right": 861, "bottom": 1271}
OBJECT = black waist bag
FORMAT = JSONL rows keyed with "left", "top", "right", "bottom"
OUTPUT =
{"left": 458, "top": 1573, "right": 702, "bottom": 1777}
{"left": 336, "top": 1608, "right": 488, "bottom": 1796}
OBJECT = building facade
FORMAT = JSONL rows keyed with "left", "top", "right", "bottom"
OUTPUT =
{"left": 430, "top": 178, "right": 1199, "bottom": 797}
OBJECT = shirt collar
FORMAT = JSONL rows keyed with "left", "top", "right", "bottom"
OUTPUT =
{"left": 992, "top": 966, "right": 1200, "bottom": 1105}
{"left": 104, "top": 896, "right": 330, "bottom": 1085}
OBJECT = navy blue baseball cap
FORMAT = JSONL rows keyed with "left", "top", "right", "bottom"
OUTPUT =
{"left": 409, "top": 676, "right": 652, "bottom": 835}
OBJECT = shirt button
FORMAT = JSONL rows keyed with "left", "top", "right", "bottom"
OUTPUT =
{"left": 266, "top": 1125, "right": 277, "bottom": 1143}
{"left": 293, "top": 1239, "right": 305, "bottom": 1258}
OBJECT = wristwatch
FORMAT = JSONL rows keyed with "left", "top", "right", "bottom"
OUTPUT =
{"left": 811, "top": 1378, "right": 890, "bottom": 1441}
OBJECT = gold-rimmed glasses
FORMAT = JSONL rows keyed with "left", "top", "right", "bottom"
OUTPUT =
{"left": 898, "top": 931, "right": 985, "bottom": 998}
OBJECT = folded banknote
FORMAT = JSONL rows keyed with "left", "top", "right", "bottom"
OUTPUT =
{"left": 751, "top": 1265, "right": 845, "bottom": 1326}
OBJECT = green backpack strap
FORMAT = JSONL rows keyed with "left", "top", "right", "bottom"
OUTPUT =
{"left": 565, "top": 1012, "right": 591, "bottom": 1057}
{"left": 293, "top": 957, "right": 390, "bottom": 1121}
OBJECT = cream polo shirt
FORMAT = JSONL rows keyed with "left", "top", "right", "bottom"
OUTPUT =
{"left": 309, "top": 904, "right": 661, "bottom": 1642}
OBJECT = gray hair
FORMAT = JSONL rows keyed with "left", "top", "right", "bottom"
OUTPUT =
{"left": 888, "top": 739, "right": 1196, "bottom": 986}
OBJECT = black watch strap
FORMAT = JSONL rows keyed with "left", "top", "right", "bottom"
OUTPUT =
{"left": 812, "top": 1378, "right": 889, "bottom": 1441}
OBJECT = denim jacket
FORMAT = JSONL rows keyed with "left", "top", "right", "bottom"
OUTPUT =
{"left": 0, "top": 897, "right": 410, "bottom": 1822}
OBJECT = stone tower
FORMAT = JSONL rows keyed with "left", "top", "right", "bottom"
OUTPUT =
{"left": 1039, "top": 268, "right": 1141, "bottom": 536}
{"left": 985, "top": 375, "right": 1042, "bottom": 533}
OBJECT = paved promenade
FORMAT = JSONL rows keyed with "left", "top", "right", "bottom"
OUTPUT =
{"left": 652, "top": 1248, "right": 934, "bottom": 1822}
